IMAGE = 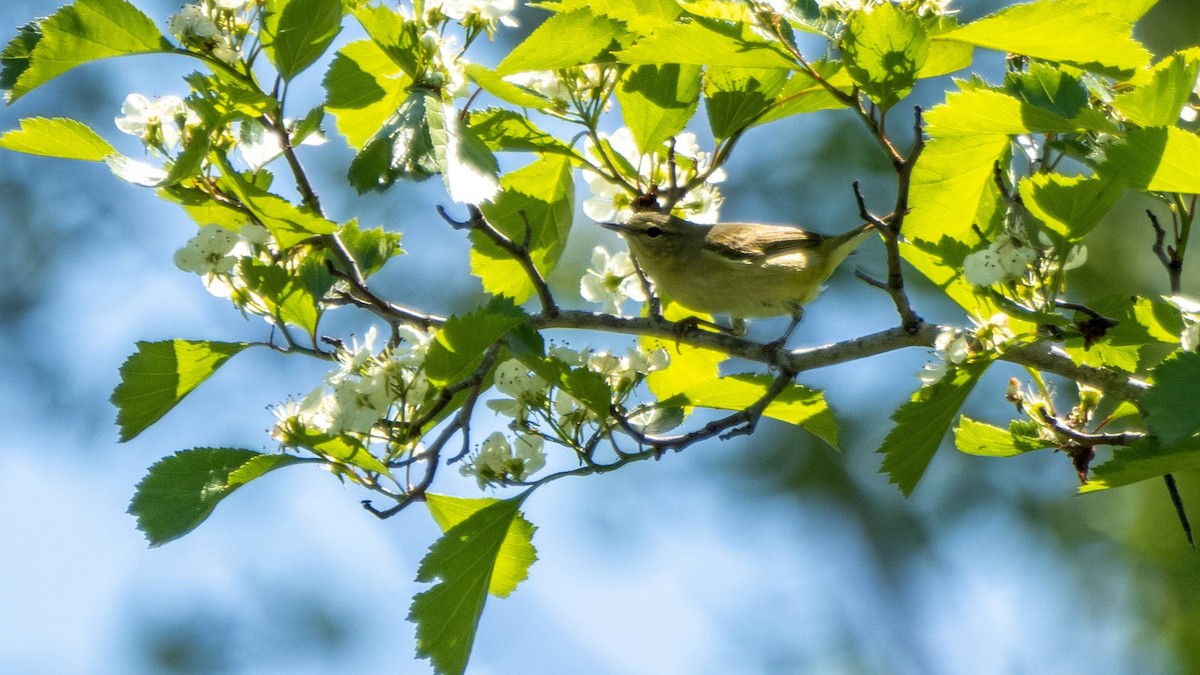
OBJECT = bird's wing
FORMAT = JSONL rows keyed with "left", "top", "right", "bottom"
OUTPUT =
{"left": 703, "top": 223, "right": 826, "bottom": 261}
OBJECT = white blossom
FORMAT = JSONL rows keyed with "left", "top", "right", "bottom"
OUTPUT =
{"left": 169, "top": 4, "right": 220, "bottom": 41}
{"left": 486, "top": 359, "right": 549, "bottom": 422}
{"left": 963, "top": 233, "right": 1037, "bottom": 286}
{"left": 582, "top": 128, "right": 726, "bottom": 223}
{"left": 174, "top": 225, "right": 239, "bottom": 276}
{"left": 115, "top": 93, "right": 194, "bottom": 150}
{"left": 459, "top": 431, "right": 545, "bottom": 488}
{"left": 580, "top": 246, "right": 646, "bottom": 314}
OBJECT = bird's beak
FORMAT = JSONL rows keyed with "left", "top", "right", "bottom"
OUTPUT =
{"left": 598, "top": 221, "right": 627, "bottom": 234}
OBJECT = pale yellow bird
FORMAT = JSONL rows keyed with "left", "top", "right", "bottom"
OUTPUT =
{"left": 601, "top": 211, "right": 878, "bottom": 340}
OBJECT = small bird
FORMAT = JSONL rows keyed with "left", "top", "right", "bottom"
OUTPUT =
{"left": 600, "top": 211, "right": 878, "bottom": 341}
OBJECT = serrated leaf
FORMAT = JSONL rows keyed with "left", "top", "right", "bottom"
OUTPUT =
{"left": 426, "top": 95, "right": 500, "bottom": 204}
{"left": 348, "top": 87, "right": 439, "bottom": 192}
{"left": 616, "top": 16, "right": 795, "bottom": 69}
{"left": 1, "top": 21, "right": 42, "bottom": 100}
{"left": 703, "top": 67, "right": 789, "bottom": 141}
{"left": 424, "top": 493, "right": 538, "bottom": 600}
{"left": 112, "top": 340, "right": 252, "bottom": 442}
{"left": 1021, "top": 173, "right": 1126, "bottom": 242}
{"left": 639, "top": 302, "right": 728, "bottom": 403}
{"left": 878, "top": 361, "right": 991, "bottom": 496}
{"left": 471, "top": 155, "right": 574, "bottom": 302}
{"left": 1082, "top": 434, "right": 1200, "bottom": 492}
{"left": 954, "top": 416, "right": 1045, "bottom": 457}
{"left": 1143, "top": 351, "right": 1200, "bottom": 446}
{"left": 129, "top": 448, "right": 300, "bottom": 546}
{"left": 935, "top": 0, "right": 1151, "bottom": 75}
{"left": 160, "top": 184, "right": 253, "bottom": 229}
{"left": 425, "top": 300, "right": 527, "bottom": 386}
{"left": 616, "top": 63, "right": 701, "bottom": 154}
{"left": 498, "top": 9, "right": 627, "bottom": 75}
{"left": 467, "top": 108, "right": 583, "bottom": 160}
{"left": 680, "top": 373, "right": 839, "bottom": 449}
{"left": 554, "top": 0, "right": 680, "bottom": 33}
{"left": 464, "top": 63, "right": 550, "bottom": 109}
{"left": 1102, "top": 127, "right": 1200, "bottom": 194}
{"left": 336, "top": 219, "right": 403, "bottom": 277}
{"left": 352, "top": 4, "right": 420, "bottom": 76}
{"left": 842, "top": 3, "right": 928, "bottom": 110}
{"left": 410, "top": 495, "right": 536, "bottom": 675}
{"left": 292, "top": 430, "right": 391, "bottom": 475}
{"left": 1004, "top": 61, "right": 1088, "bottom": 119}
{"left": 324, "top": 40, "right": 411, "bottom": 150}
{"left": 240, "top": 259, "right": 322, "bottom": 337}
{"left": 1113, "top": 50, "right": 1200, "bottom": 127}
{"left": 261, "top": 0, "right": 343, "bottom": 80}
{"left": 216, "top": 159, "right": 339, "bottom": 247}
{"left": 8, "top": 0, "right": 171, "bottom": 102}
{"left": 753, "top": 61, "right": 854, "bottom": 126}
{"left": 0, "top": 117, "right": 115, "bottom": 160}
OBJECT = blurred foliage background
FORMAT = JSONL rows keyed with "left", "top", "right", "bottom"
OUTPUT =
{"left": 1, "top": 0, "right": 1199, "bottom": 672}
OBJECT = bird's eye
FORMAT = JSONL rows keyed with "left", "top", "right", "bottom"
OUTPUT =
{"left": 644, "top": 226, "right": 663, "bottom": 238}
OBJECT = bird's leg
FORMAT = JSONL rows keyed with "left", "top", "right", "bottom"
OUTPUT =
{"left": 764, "top": 304, "right": 803, "bottom": 352}
{"left": 672, "top": 315, "right": 740, "bottom": 352}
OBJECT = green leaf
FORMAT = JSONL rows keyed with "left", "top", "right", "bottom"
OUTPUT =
{"left": 616, "top": 63, "right": 702, "bottom": 154}
{"left": 324, "top": 39, "right": 412, "bottom": 150}
{"left": 680, "top": 374, "right": 839, "bottom": 449}
{"left": 425, "top": 300, "right": 527, "bottom": 386}
{"left": 130, "top": 448, "right": 300, "bottom": 546}
{"left": 1004, "top": 61, "right": 1088, "bottom": 119}
{"left": 0, "top": 117, "right": 114, "bottom": 160}
{"left": 1021, "top": 173, "right": 1126, "bottom": 242}
{"left": 352, "top": 4, "right": 420, "bottom": 76}
{"left": 1102, "top": 127, "right": 1200, "bottom": 193}
{"left": 1143, "top": 351, "right": 1200, "bottom": 446}
{"left": 335, "top": 219, "right": 403, "bottom": 277}
{"left": 935, "top": 0, "right": 1151, "bottom": 75}
{"left": 217, "top": 161, "right": 339, "bottom": 247}
{"left": 348, "top": 87, "right": 439, "bottom": 192}
{"left": 112, "top": 340, "right": 252, "bottom": 442}
{"left": 841, "top": 3, "right": 928, "bottom": 110}
{"left": 293, "top": 431, "right": 391, "bottom": 476}
{"left": 954, "top": 416, "right": 1045, "bottom": 457}
{"left": 616, "top": 16, "right": 795, "bottom": 69}
{"left": 7, "top": 0, "right": 171, "bottom": 102}
{"left": 240, "top": 259, "right": 322, "bottom": 337}
{"left": 467, "top": 108, "right": 584, "bottom": 161}
{"left": 1082, "top": 434, "right": 1200, "bottom": 492}
{"left": 878, "top": 361, "right": 991, "bottom": 496}
{"left": 753, "top": 61, "right": 854, "bottom": 126}
{"left": 425, "top": 94, "right": 501, "bottom": 204}
{"left": 1, "top": 21, "right": 42, "bottom": 101}
{"left": 918, "top": 15, "right": 973, "bottom": 79}
{"left": 497, "top": 8, "right": 627, "bottom": 75}
{"left": 410, "top": 495, "right": 536, "bottom": 675}
{"left": 464, "top": 63, "right": 550, "bottom": 109}
{"left": 639, "top": 301, "right": 727, "bottom": 402}
{"left": 703, "top": 67, "right": 789, "bottom": 141}
{"left": 471, "top": 155, "right": 574, "bottom": 302}
{"left": 160, "top": 184, "right": 253, "bottom": 230}
{"left": 1113, "top": 50, "right": 1200, "bottom": 127}
{"left": 261, "top": 0, "right": 343, "bottom": 80}
{"left": 553, "top": 0, "right": 681, "bottom": 34}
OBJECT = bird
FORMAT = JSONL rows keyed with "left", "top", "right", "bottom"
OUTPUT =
{"left": 600, "top": 211, "right": 878, "bottom": 342}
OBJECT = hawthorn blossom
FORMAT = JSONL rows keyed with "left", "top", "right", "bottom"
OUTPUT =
{"left": 580, "top": 246, "right": 646, "bottom": 314}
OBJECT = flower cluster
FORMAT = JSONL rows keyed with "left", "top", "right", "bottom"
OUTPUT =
{"left": 168, "top": 0, "right": 250, "bottom": 64}
{"left": 172, "top": 223, "right": 277, "bottom": 301}
{"left": 460, "top": 344, "right": 671, "bottom": 487}
{"left": 504, "top": 64, "right": 611, "bottom": 112}
{"left": 582, "top": 129, "right": 726, "bottom": 224}
{"left": 271, "top": 325, "right": 436, "bottom": 443}
{"left": 579, "top": 246, "right": 647, "bottom": 315}
{"left": 427, "top": 0, "right": 518, "bottom": 35}
{"left": 919, "top": 314, "right": 1014, "bottom": 385}
{"left": 114, "top": 94, "right": 200, "bottom": 154}
{"left": 963, "top": 232, "right": 1086, "bottom": 288}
